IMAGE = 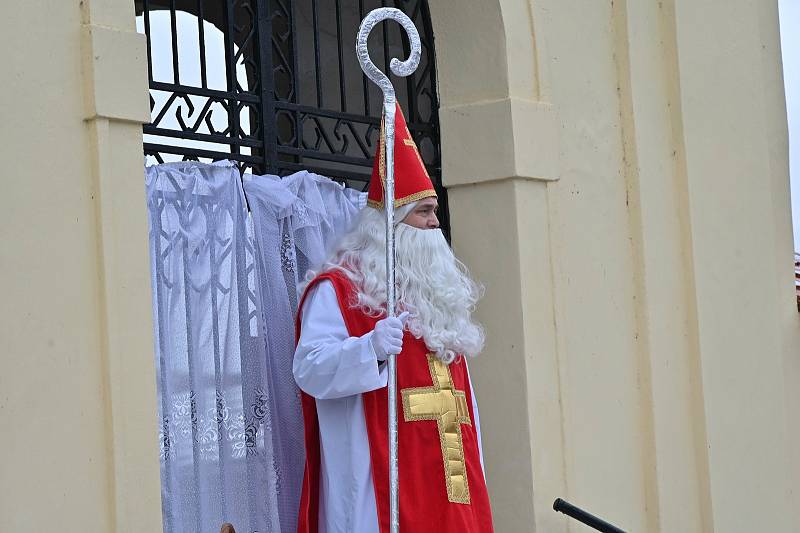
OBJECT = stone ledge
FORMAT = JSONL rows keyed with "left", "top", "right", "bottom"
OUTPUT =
{"left": 82, "top": 24, "right": 150, "bottom": 123}
{"left": 440, "top": 97, "right": 560, "bottom": 187}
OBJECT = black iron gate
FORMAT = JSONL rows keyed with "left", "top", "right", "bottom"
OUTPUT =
{"left": 135, "top": 0, "right": 447, "bottom": 232}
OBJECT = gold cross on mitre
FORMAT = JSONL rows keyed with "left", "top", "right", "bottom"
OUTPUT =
{"left": 401, "top": 354, "right": 472, "bottom": 504}
{"left": 403, "top": 138, "right": 427, "bottom": 172}
{"left": 401, "top": 122, "right": 430, "bottom": 178}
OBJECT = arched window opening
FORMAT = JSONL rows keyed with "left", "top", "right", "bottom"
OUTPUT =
{"left": 135, "top": 0, "right": 448, "bottom": 233}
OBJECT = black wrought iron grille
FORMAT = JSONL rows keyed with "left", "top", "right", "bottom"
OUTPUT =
{"left": 135, "top": 0, "right": 448, "bottom": 233}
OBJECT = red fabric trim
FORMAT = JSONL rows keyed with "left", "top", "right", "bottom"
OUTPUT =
{"left": 294, "top": 273, "right": 348, "bottom": 533}
{"left": 295, "top": 271, "right": 494, "bottom": 532}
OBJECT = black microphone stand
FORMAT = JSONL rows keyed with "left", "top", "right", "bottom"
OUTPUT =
{"left": 553, "top": 498, "right": 627, "bottom": 533}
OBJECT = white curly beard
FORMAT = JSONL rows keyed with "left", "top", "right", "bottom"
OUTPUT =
{"left": 308, "top": 206, "right": 485, "bottom": 363}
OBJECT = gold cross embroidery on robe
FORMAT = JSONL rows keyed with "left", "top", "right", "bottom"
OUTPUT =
{"left": 401, "top": 354, "right": 472, "bottom": 504}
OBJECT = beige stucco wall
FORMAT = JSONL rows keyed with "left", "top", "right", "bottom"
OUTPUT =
{"left": 435, "top": 0, "right": 800, "bottom": 532}
{"left": 0, "top": 0, "right": 797, "bottom": 532}
{"left": 0, "top": 1, "right": 160, "bottom": 531}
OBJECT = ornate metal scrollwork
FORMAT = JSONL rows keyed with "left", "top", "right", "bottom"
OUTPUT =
{"left": 137, "top": 0, "right": 447, "bottom": 232}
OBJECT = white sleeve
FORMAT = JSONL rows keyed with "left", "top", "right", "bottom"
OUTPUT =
{"left": 466, "top": 360, "right": 486, "bottom": 476}
{"left": 293, "top": 280, "right": 388, "bottom": 400}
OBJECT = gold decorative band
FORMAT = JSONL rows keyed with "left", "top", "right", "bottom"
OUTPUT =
{"left": 367, "top": 188, "right": 438, "bottom": 210}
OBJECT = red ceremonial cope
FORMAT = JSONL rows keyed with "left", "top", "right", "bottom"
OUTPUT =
{"left": 367, "top": 102, "right": 438, "bottom": 210}
{"left": 295, "top": 271, "right": 494, "bottom": 533}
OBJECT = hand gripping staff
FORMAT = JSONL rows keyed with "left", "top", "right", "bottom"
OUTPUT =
{"left": 356, "top": 9, "right": 421, "bottom": 533}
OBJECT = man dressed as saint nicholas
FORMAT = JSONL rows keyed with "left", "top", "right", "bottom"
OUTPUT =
{"left": 293, "top": 104, "right": 495, "bottom": 533}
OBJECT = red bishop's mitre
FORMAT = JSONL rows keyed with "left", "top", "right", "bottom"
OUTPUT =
{"left": 367, "top": 103, "right": 437, "bottom": 209}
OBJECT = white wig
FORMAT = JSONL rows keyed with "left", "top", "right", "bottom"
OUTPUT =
{"left": 309, "top": 203, "right": 485, "bottom": 363}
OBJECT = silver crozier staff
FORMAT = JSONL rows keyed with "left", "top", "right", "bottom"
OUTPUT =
{"left": 356, "top": 9, "right": 421, "bottom": 533}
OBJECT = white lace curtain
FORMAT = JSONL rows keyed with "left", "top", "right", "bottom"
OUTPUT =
{"left": 146, "top": 161, "right": 365, "bottom": 533}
